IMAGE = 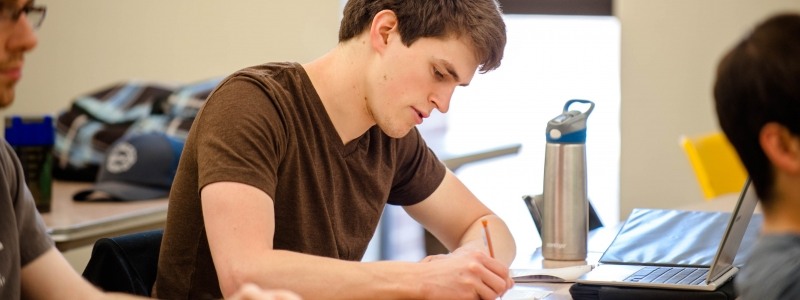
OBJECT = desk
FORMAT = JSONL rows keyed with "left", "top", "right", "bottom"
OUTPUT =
{"left": 509, "top": 194, "right": 751, "bottom": 299}
{"left": 507, "top": 226, "right": 620, "bottom": 299}
{"left": 41, "top": 181, "right": 168, "bottom": 251}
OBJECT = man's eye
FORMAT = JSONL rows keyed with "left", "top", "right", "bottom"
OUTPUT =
{"left": 433, "top": 68, "right": 444, "bottom": 79}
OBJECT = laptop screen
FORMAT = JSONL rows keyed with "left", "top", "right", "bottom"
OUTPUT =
{"left": 707, "top": 178, "right": 758, "bottom": 282}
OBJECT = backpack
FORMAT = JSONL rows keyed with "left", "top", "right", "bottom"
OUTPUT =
{"left": 53, "top": 77, "right": 222, "bottom": 182}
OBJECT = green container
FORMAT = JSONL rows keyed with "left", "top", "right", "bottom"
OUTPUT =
{"left": 5, "top": 115, "right": 54, "bottom": 213}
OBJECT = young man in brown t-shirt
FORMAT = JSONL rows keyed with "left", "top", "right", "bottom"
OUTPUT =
{"left": 154, "top": 0, "right": 517, "bottom": 299}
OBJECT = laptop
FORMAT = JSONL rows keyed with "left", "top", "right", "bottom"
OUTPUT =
{"left": 576, "top": 178, "right": 758, "bottom": 291}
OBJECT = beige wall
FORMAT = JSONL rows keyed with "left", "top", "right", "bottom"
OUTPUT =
{"left": 7, "top": 0, "right": 340, "bottom": 116}
{"left": 617, "top": 0, "right": 800, "bottom": 218}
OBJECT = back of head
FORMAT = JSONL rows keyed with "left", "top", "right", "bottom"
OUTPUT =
{"left": 714, "top": 12, "right": 800, "bottom": 204}
{"left": 339, "top": 0, "right": 506, "bottom": 73}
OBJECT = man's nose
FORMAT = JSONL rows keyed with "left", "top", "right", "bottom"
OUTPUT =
{"left": 8, "top": 14, "right": 39, "bottom": 54}
{"left": 430, "top": 86, "right": 455, "bottom": 113}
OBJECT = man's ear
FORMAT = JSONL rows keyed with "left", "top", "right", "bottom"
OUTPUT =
{"left": 369, "top": 10, "right": 399, "bottom": 54}
{"left": 760, "top": 122, "right": 800, "bottom": 174}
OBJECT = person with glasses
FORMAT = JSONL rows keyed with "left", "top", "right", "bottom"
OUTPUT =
{"left": 0, "top": 1, "right": 301, "bottom": 299}
{"left": 713, "top": 12, "right": 800, "bottom": 300}
{"left": 153, "top": 0, "right": 515, "bottom": 299}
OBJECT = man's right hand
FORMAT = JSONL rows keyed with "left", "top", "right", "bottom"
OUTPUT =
{"left": 416, "top": 248, "right": 513, "bottom": 299}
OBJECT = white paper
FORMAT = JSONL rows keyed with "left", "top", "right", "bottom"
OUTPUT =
{"left": 501, "top": 289, "right": 552, "bottom": 300}
{"left": 511, "top": 264, "right": 594, "bottom": 283}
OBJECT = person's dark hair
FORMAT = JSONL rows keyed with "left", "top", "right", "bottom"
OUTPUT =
{"left": 339, "top": 0, "right": 506, "bottom": 73}
{"left": 714, "top": 12, "right": 800, "bottom": 205}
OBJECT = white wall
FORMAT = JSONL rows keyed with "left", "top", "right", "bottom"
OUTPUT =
{"left": 617, "top": 0, "right": 800, "bottom": 218}
{"left": 8, "top": 0, "right": 340, "bottom": 117}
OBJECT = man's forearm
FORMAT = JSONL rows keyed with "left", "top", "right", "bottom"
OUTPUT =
{"left": 222, "top": 249, "right": 425, "bottom": 300}
{"left": 457, "top": 214, "right": 516, "bottom": 266}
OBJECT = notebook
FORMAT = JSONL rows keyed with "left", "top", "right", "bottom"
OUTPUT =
{"left": 576, "top": 178, "right": 758, "bottom": 291}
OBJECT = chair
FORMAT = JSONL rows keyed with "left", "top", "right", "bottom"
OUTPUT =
{"left": 680, "top": 132, "right": 748, "bottom": 200}
{"left": 82, "top": 229, "right": 163, "bottom": 297}
{"left": 521, "top": 194, "right": 604, "bottom": 236}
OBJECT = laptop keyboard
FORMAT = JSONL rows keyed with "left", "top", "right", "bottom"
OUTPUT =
{"left": 623, "top": 266, "right": 709, "bottom": 285}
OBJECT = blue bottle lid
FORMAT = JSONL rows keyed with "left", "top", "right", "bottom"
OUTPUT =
{"left": 545, "top": 99, "right": 595, "bottom": 144}
{"left": 4, "top": 115, "right": 55, "bottom": 146}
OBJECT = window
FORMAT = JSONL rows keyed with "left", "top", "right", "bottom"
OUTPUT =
{"left": 448, "top": 14, "right": 620, "bottom": 265}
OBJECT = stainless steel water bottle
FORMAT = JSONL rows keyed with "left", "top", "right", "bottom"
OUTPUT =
{"left": 542, "top": 99, "right": 594, "bottom": 261}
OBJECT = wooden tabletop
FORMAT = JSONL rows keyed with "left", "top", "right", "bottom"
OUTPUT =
{"left": 41, "top": 181, "right": 168, "bottom": 251}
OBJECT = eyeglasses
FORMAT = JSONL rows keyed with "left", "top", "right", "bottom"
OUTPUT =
{"left": 0, "top": 3, "right": 46, "bottom": 30}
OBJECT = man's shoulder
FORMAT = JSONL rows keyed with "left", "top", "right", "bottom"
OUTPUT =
{"left": 746, "top": 234, "right": 800, "bottom": 268}
{"left": 218, "top": 62, "right": 312, "bottom": 98}
{"left": 756, "top": 234, "right": 800, "bottom": 253}
{"left": 736, "top": 234, "right": 800, "bottom": 299}
{"left": 0, "top": 140, "right": 18, "bottom": 176}
{"left": 232, "top": 62, "right": 304, "bottom": 81}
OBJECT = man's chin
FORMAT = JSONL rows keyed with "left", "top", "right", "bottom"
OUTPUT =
{"left": 380, "top": 125, "right": 414, "bottom": 139}
{"left": 0, "top": 89, "right": 14, "bottom": 108}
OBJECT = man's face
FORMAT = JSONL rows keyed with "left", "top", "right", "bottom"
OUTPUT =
{"left": 0, "top": 0, "right": 39, "bottom": 108}
{"left": 365, "top": 34, "right": 479, "bottom": 138}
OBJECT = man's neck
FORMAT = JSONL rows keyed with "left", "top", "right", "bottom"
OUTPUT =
{"left": 762, "top": 176, "right": 800, "bottom": 235}
{"left": 302, "top": 37, "right": 376, "bottom": 145}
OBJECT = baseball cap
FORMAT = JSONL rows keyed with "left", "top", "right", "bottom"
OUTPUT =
{"left": 73, "top": 132, "right": 183, "bottom": 201}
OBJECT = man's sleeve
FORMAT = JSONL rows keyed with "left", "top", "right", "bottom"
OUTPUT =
{"left": 387, "top": 128, "right": 446, "bottom": 206}
{"left": 3, "top": 141, "right": 54, "bottom": 267}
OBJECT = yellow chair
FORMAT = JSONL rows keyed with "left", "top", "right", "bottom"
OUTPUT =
{"left": 680, "top": 132, "right": 748, "bottom": 200}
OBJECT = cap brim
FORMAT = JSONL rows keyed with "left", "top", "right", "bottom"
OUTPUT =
{"left": 73, "top": 181, "right": 169, "bottom": 201}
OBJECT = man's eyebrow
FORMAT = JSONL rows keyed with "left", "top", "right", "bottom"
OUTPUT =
{"left": 437, "top": 59, "right": 469, "bottom": 87}
{"left": 5, "top": 0, "right": 34, "bottom": 9}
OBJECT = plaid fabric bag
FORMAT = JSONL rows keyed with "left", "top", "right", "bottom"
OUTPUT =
{"left": 53, "top": 78, "right": 223, "bottom": 182}
{"left": 124, "top": 77, "right": 223, "bottom": 140}
{"left": 53, "top": 81, "right": 176, "bottom": 181}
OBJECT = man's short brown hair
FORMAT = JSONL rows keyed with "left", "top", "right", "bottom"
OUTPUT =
{"left": 714, "top": 13, "right": 800, "bottom": 204}
{"left": 339, "top": 0, "right": 506, "bottom": 73}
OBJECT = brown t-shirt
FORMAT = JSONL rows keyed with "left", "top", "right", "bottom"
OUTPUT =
{"left": 153, "top": 62, "right": 446, "bottom": 299}
{"left": 0, "top": 141, "right": 54, "bottom": 300}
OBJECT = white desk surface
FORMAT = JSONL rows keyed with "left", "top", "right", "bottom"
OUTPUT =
{"left": 508, "top": 227, "right": 619, "bottom": 299}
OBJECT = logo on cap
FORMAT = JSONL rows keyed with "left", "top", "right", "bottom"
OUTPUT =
{"left": 106, "top": 142, "right": 137, "bottom": 174}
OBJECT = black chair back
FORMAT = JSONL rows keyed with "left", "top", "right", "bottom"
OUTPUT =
{"left": 82, "top": 229, "right": 163, "bottom": 296}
